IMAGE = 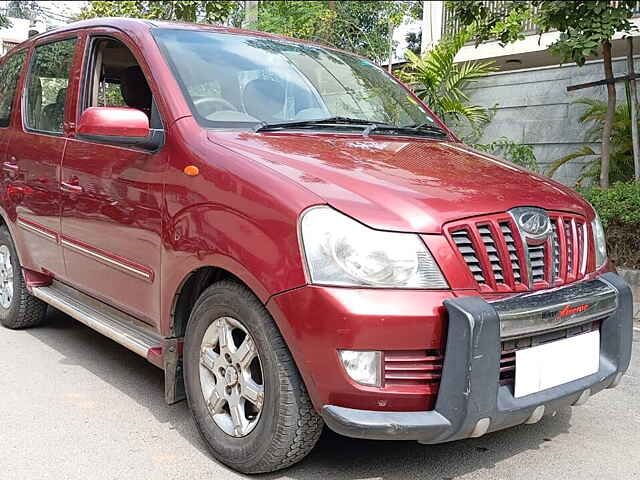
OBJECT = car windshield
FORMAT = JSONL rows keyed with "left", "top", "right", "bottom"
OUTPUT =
{"left": 153, "top": 29, "right": 440, "bottom": 131}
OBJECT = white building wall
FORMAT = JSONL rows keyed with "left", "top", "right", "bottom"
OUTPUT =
{"left": 0, "top": 17, "right": 31, "bottom": 55}
{"left": 463, "top": 56, "right": 640, "bottom": 186}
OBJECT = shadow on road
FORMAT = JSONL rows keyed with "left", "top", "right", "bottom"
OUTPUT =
{"left": 27, "top": 309, "right": 574, "bottom": 480}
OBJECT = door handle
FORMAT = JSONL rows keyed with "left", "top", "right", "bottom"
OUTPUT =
{"left": 61, "top": 180, "right": 84, "bottom": 194}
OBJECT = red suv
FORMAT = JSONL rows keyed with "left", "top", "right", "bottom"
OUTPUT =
{"left": 0, "top": 18, "right": 633, "bottom": 474}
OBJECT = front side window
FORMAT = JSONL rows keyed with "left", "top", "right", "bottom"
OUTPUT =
{"left": 153, "top": 29, "right": 438, "bottom": 130}
{"left": 83, "top": 37, "right": 160, "bottom": 130}
{"left": 25, "top": 38, "right": 77, "bottom": 133}
{"left": 0, "top": 50, "right": 26, "bottom": 127}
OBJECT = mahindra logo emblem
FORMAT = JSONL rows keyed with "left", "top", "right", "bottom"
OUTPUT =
{"left": 510, "top": 207, "right": 552, "bottom": 241}
{"left": 520, "top": 212, "right": 550, "bottom": 236}
{"left": 559, "top": 304, "right": 591, "bottom": 318}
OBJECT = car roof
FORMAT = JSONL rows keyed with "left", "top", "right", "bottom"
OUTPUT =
{"left": 20, "top": 17, "right": 346, "bottom": 53}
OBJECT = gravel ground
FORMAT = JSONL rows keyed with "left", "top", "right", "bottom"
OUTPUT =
{"left": 1, "top": 308, "right": 638, "bottom": 480}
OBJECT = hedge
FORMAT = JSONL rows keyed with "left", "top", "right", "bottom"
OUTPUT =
{"left": 579, "top": 181, "right": 640, "bottom": 269}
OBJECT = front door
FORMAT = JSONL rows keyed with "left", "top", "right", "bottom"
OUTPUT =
{"left": 6, "top": 36, "right": 79, "bottom": 278}
{"left": 60, "top": 34, "right": 166, "bottom": 326}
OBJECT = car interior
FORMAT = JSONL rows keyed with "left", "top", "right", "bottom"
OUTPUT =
{"left": 85, "top": 38, "right": 158, "bottom": 125}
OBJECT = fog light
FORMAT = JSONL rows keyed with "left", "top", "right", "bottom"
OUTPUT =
{"left": 339, "top": 350, "right": 382, "bottom": 387}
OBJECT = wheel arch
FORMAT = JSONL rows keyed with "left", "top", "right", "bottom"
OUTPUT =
{"left": 170, "top": 265, "right": 241, "bottom": 338}
{"left": 168, "top": 260, "right": 297, "bottom": 339}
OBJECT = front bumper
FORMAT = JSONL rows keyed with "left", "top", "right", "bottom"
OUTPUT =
{"left": 321, "top": 273, "right": 633, "bottom": 443}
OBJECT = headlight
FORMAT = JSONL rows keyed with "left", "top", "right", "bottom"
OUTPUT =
{"left": 300, "top": 206, "right": 448, "bottom": 288}
{"left": 591, "top": 213, "right": 607, "bottom": 268}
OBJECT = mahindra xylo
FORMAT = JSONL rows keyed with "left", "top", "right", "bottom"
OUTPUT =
{"left": 0, "top": 18, "right": 633, "bottom": 474}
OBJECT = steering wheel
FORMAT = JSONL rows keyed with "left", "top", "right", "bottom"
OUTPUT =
{"left": 193, "top": 97, "right": 238, "bottom": 117}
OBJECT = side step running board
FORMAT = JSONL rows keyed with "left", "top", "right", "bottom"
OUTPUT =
{"left": 32, "top": 281, "right": 162, "bottom": 359}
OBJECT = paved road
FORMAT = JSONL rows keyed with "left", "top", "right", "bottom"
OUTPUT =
{"left": 1, "top": 309, "right": 639, "bottom": 480}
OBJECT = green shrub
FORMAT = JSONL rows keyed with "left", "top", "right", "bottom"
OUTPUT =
{"left": 579, "top": 181, "right": 640, "bottom": 269}
{"left": 579, "top": 181, "right": 640, "bottom": 228}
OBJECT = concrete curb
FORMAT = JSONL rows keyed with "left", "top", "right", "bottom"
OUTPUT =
{"left": 617, "top": 268, "right": 640, "bottom": 320}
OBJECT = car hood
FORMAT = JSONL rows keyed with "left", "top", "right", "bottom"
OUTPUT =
{"left": 208, "top": 131, "right": 591, "bottom": 234}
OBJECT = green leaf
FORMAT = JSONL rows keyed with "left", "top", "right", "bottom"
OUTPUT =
{"left": 401, "top": 27, "right": 497, "bottom": 128}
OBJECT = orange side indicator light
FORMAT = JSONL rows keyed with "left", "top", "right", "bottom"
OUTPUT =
{"left": 184, "top": 165, "right": 199, "bottom": 176}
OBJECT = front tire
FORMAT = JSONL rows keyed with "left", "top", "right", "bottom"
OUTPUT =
{"left": 184, "top": 281, "right": 323, "bottom": 474}
{"left": 0, "top": 225, "right": 47, "bottom": 329}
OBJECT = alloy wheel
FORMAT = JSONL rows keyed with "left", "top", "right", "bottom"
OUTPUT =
{"left": 199, "top": 316, "right": 264, "bottom": 437}
{"left": 0, "top": 245, "right": 14, "bottom": 309}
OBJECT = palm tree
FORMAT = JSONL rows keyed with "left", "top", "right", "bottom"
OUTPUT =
{"left": 398, "top": 28, "right": 497, "bottom": 127}
{"left": 547, "top": 98, "right": 636, "bottom": 185}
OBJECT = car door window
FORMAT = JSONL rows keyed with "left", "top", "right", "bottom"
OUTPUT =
{"left": 85, "top": 38, "right": 149, "bottom": 112}
{"left": 0, "top": 50, "right": 26, "bottom": 127}
{"left": 83, "top": 37, "right": 161, "bottom": 130}
{"left": 25, "top": 38, "right": 76, "bottom": 133}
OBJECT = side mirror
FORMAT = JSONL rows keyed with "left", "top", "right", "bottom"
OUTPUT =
{"left": 77, "top": 107, "right": 163, "bottom": 150}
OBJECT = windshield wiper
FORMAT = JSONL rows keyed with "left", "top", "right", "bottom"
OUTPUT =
{"left": 403, "top": 122, "right": 447, "bottom": 137}
{"left": 363, "top": 122, "right": 448, "bottom": 138}
{"left": 253, "top": 116, "right": 393, "bottom": 132}
{"left": 253, "top": 116, "right": 448, "bottom": 139}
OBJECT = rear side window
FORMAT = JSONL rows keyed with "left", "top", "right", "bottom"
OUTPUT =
{"left": 25, "top": 38, "right": 77, "bottom": 133}
{"left": 0, "top": 50, "right": 26, "bottom": 128}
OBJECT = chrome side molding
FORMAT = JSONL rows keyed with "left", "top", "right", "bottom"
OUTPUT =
{"left": 491, "top": 278, "right": 618, "bottom": 339}
{"left": 17, "top": 218, "right": 58, "bottom": 242}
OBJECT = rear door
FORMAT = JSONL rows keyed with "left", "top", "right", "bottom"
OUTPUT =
{"left": 0, "top": 49, "right": 27, "bottom": 173}
{"left": 6, "top": 35, "right": 80, "bottom": 277}
{"left": 0, "top": 48, "right": 28, "bottom": 215}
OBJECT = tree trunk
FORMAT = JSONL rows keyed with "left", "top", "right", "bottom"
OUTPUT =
{"left": 628, "top": 37, "right": 640, "bottom": 180}
{"left": 601, "top": 39, "right": 616, "bottom": 188}
{"left": 326, "top": 0, "right": 336, "bottom": 43}
{"left": 388, "top": 18, "right": 394, "bottom": 73}
{"left": 243, "top": 1, "right": 259, "bottom": 28}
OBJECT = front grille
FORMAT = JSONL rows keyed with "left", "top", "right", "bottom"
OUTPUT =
{"left": 448, "top": 212, "right": 589, "bottom": 293}
{"left": 500, "top": 320, "right": 600, "bottom": 387}
{"left": 384, "top": 350, "right": 443, "bottom": 392}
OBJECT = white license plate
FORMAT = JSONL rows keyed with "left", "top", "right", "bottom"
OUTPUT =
{"left": 514, "top": 330, "right": 600, "bottom": 398}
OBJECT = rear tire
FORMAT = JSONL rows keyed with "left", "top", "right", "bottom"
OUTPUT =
{"left": 0, "top": 225, "right": 47, "bottom": 329}
{"left": 184, "top": 280, "right": 323, "bottom": 474}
